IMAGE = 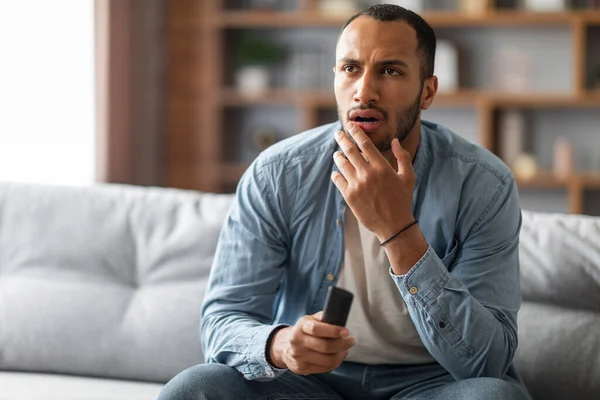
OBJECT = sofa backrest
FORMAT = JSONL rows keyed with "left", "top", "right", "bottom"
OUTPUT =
{"left": 516, "top": 210, "right": 600, "bottom": 400}
{"left": 519, "top": 210, "right": 600, "bottom": 312}
{"left": 0, "top": 182, "right": 234, "bottom": 383}
{"left": 2, "top": 181, "right": 599, "bottom": 397}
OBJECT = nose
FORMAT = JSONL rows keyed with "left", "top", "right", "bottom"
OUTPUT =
{"left": 353, "top": 71, "right": 379, "bottom": 104}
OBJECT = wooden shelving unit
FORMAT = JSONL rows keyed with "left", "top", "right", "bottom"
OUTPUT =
{"left": 220, "top": 90, "right": 600, "bottom": 108}
{"left": 219, "top": 88, "right": 483, "bottom": 107}
{"left": 166, "top": 0, "right": 600, "bottom": 214}
{"left": 221, "top": 165, "right": 600, "bottom": 194}
{"left": 516, "top": 171, "right": 600, "bottom": 189}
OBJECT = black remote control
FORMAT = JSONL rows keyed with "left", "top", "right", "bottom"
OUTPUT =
{"left": 321, "top": 286, "right": 354, "bottom": 327}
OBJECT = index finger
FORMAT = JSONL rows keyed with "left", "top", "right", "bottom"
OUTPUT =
{"left": 302, "top": 314, "right": 349, "bottom": 339}
{"left": 346, "top": 122, "right": 387, "bottom": 165}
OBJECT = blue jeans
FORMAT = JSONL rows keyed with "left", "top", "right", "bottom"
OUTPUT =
{"left": 157, "top": 362, "right": 531, "bottom": 400}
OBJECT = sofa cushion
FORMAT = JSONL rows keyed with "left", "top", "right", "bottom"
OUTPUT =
{"left": 519, "top": 210, "right": 600, "bottom": 312}
{"left": 515, "top": 302, "right": 600, "bottom": 400}
{"left": 517, "top": 211, "right": 600, "bottom": 400}
{"left": 0, "top": 183, "right": 234, "bottom": 382}
{"left": 0, "top": 371, "right": 163, "bottom": 399}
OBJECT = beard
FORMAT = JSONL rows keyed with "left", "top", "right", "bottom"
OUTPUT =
{"left": 338, "top": 91, "right": 422, "bottom": 153}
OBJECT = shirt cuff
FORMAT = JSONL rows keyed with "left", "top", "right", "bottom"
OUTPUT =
{"left": 389, "top": 245, "right": 450, "bottom": 305}
{"left": 245, "top": 323, "right": 289, "bottom": 381}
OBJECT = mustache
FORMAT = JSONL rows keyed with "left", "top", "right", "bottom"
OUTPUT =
{"left": 346, "top": 104, "right": 388, "bottom": 120}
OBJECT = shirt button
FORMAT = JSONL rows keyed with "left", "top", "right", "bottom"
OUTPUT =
{"left": 409, "top": 286, "right": 418, "bottom": 295}
{"left": 266, "top": 370, "right": 273, "bottom": 376}
{"left": 439, "top": 321, "right": 446, "bottom": 328}
{"left": 327, "top": 274, "right": 335, "bottom": 281}
{"left": 336, "top": 219, "right": 340, "bottom": 226}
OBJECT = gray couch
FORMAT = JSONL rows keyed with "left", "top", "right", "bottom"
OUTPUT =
{"left": 0, "top": 182, "right": 598, "bottom": 399}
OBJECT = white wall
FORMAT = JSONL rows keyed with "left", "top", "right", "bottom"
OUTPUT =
{"left": 0, "top": 0, "right": 95, "bottom": 185}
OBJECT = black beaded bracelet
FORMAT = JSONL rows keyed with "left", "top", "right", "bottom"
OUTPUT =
{"left": 379, "top": 220, "right": 419, "bottom": 247}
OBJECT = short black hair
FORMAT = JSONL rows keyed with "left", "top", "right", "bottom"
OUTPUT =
{"left": 339, "top": 4, "right": 436, "bottom": 81}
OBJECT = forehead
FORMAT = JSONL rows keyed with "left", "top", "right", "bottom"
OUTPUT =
{"left": 336, "top": 16, "right": 419, "bottom": 61}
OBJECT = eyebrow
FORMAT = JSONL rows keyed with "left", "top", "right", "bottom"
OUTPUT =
{"left": 337, "top": 57, "right": 410, "bottom": 68}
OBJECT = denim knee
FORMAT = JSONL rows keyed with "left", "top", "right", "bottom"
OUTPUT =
{"left": 157, "top": 363, "right": 242, "bottom": 400}
{"left": 432, "top": 377, "right": 530, "bottom": 400}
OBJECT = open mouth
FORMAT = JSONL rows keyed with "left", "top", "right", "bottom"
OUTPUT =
{"left": 354, "top": 116, "right": 380, "bottom": 124}
{"left": 349, "top": 110, "right": 385, "bottom": 133}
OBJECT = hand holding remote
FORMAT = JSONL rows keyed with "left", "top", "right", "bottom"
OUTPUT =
{"left": 267, "top": 287, "right": 355, "bottom": 375}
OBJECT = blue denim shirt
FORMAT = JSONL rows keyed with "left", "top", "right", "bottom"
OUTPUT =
{"left": 201, "top": 120, "right": 522, "bottom": 382}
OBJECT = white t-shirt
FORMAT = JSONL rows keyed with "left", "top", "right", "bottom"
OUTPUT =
{"left": 336, "top": 208, "right": 435, "bottom": 365}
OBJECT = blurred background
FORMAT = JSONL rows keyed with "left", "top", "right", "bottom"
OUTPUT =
{"left": 1, "top": 0, "right": 600, "bottom": 215}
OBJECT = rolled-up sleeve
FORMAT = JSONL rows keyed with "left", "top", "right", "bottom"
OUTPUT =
{"left": 390, "top": 175, "right": 522, "bottom": 380}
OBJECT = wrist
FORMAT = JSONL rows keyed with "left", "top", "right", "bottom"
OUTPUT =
{"left": 376, "top": 216, "right": 417, "bottom": 244}
{"left": 267, "top": 326, "right": 290, "bottom": 369}
{"left": 384, "top": 227, "right": 429, "bottom": 275}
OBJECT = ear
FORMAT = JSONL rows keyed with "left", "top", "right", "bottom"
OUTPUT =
{"left": 420, "top": 76, "right": 438, "bottom": 110}
{"left": 332, "top": 66, "right": 336, "bottom": 75}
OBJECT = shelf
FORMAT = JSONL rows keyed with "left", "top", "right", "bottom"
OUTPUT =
{"left": 225, "top": 165, "right": 600, "bottom": 189}
{"left": 578, "top": 172, "right": 600, "bottom": 188}
{"left": 220, "top": 88, "right": 478, "bottom": 107}
{"left": 220, "top": 89, "right": 600, "bottom": 108}
{"left": 213, "top": 11, "right": 600, "bottom": 29}
{"left": 489, "top": 92, "right": 600, "bottom": 107}
{"left": 585, "top": 11, "right": 600, "bottom": 24}
{"left": 516, "top": 171, "right": 600, "bottom": 189}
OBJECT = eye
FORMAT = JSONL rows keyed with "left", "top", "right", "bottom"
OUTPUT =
{"left": 343, "top": 65, "right": 358, "bottom": 73}
{"left": 383, "top": 67, "right": 401, "bottom": 76}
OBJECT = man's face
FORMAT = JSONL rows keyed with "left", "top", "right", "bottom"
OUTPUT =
{"left": 334, "top": 17, "right": 425, "bottom": 153}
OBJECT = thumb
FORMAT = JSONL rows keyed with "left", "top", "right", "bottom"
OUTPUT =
{"left": 313, "top": 311, "right": 324, "bottom": 321}
{"left": 392, "top": 138, "right": 411, "bottom": 175}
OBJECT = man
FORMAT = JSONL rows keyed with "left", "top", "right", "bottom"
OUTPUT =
{"left": 158, "top": 4, "right": 531, "bottom": 399}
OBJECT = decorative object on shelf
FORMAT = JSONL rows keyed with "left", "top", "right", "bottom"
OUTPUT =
{"left": 553, "top": 136, "right": 574, "bottom": 179}
{"left": 234, "top": 34, "right": 287, "bottom": 96}
{"left": 498, "top": 109, "right": 527, "bottom": 169}
{"left": 235, "top": 66, "right": 270, "bottom": 96}
{"left": 513, "top": 153, "right": 540, "bottom": 181}
{"left": 521, "top": 0, "right": 568, "bottom": 12}
{"left": 459, "top": 0, "right": 492, "bottom": 15}
{"left": 491, "top": 46, "right": 533, "bottom": 93}
{"left": 318, "top": 0, "right": 360, "bottom": 15}
{"left": 251, "top": 125, "right": 279, "bottom": 152}
{"left": 435, "top": 40, "right": 459, "bottom": 93}
{"left": 376, "top": 0, "right": 423, "bottom": 12}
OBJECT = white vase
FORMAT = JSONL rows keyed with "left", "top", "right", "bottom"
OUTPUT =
{"left": 522, "top": 0, "right": 567, "bottom": 12}
{"left": 318, "top": 0, "right": 359, "bottom": 15}
{"left": 435, "top": 40, "right": 459, "bottom": 93}
{"left": 236, "top": 66, "right": 270, "bottom": 96}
